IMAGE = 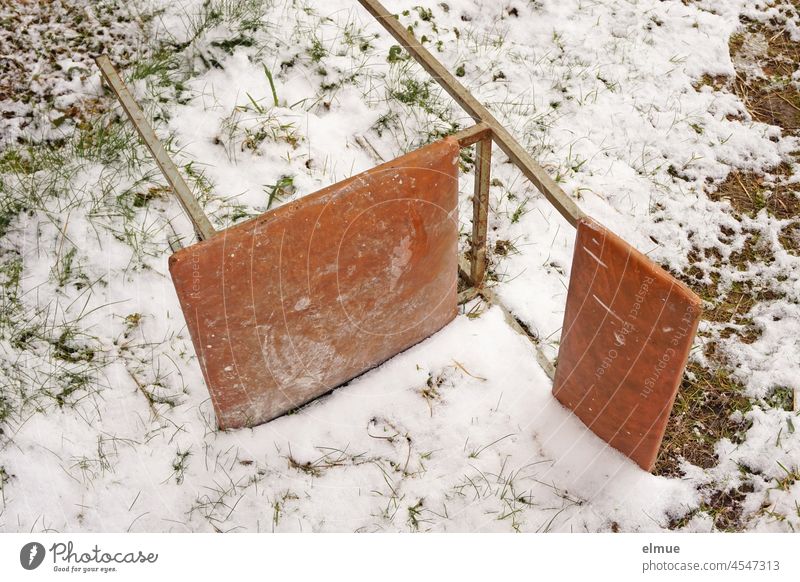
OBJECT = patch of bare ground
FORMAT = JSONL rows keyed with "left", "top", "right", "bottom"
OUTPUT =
{"left": 664, "top": 4, "right": 800, "bottom": 531}
{"left": 678, "top": 229, "right": 778, "bottom": 343}
{"left": 730, "top": 30, "right": 800, "bottom": 131}
{"left": 0, "top": 0, "right": 150, "bottom": 144}
{"left": 655, "top": 362, "right": 752, "bottom": 479}
{"left": 708, "top": 165, "right": 799, "bottom": 219}
{"left": 669, "top": 482, "right": 754, "bottom": 531}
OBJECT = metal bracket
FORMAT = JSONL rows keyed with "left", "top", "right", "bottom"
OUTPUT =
{"left": 357, "top": 0, "right": 584, "bottom": 228}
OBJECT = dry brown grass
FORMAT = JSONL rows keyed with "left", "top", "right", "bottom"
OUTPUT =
{"left": 677, "top": 230, "right": 779, "bottom": 345}
{"left": 655, "top": 362, "right": 752, "bottom": 478}
{"left": 693, "top": 73, "right": 729, "bottom": 92}
{"left": 779, "top": 221, "right": 800, "bottom": 254}
{"left": 708, "top": 166, "right": 798, "bottom": 219}
{"left": 669, "top": 483, "right": 754, "bottom": 531}
{"left": 729, "top": 17, "right": 800, "bottom": 131}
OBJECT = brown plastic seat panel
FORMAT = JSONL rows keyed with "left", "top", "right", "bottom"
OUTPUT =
{"left": 169, "top": 138, "right": 461, "bottom": 429}
{"left": 552, "top": 217, "right": 702, "bottom": 471}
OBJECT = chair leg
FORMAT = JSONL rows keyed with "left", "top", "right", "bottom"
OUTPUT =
{"left": 470, "top": 136, "right": 491, "bottom": 286}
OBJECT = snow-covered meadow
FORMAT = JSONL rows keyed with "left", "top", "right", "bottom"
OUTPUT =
{"left": 0, "top": 0, "right": 798, "bottom": 532}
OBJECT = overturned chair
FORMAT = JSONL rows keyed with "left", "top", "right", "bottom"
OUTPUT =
{"left": 95, "top": 0, "right": 701, "bottom": 472}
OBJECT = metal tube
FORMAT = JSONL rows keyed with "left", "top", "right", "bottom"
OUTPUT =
{"left": 470, "top": 137, "right": 491, "bottom": 285}
{"left": 95, "top": 55, "right": 216, "bottom": 241}
{"left": 357, "top": 0, "right": 584, "bottom": 227}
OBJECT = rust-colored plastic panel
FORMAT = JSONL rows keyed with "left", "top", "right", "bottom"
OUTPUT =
{"left": 169, "top": 138, "right": 460, "bottom": 429}
{"left": 552, "top": 217, "right": 702, "bottom": 471}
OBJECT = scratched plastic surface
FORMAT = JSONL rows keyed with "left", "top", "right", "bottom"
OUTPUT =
{"left": 169, "top": 138, "right": 460, "bottom": 429}
{"left": 552, "top": 217, "right": 702, "bottom": 471}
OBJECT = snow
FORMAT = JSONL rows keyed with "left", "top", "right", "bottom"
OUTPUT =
{"left": 1, "top": 0, "right": 799, "bottom": 532}
{"left": 0, "top": 0, "right": 154, "bottom": 145}
{"left": 0, "top": 305, "right": 698, "bottom": 532}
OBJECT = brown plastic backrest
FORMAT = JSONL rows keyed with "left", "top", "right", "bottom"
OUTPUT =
{"left": 552, "top": 217, "right": 702, "bottom": 470}
{"left": 169, "top": 138, "right": 460, "bottom": 429}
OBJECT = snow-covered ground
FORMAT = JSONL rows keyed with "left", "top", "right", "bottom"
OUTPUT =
{"left": 0, "top": 0, "right": 798, "bottom": 532}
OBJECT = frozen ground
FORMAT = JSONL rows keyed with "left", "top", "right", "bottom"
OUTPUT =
{"left": 0, "top": 0, "right": 799, "bottom": 532}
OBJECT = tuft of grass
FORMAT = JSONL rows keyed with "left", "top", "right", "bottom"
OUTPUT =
{"left": 287, "top": 456, "right": 324, "bottom": 478}
{"left": 54, "top": 247, "right": 78, "bottom": 288}
{"left": 287, "top": 445, "right": 370, "bottom": 478}
{"left": 391, "top": 78, "right": 433, "bottom": 111}
{"left": 407, "top": 499, "right": 425, "bottom": 531}
{"left": 510, "top": 198, "right": 531, "bottom": 224}
{"left": 190, "top": 470, "right": 261, "bottom": 531}
{"left": 170, "top": 448, "right": 192, "bottom": 485}
{"left": 263, "top": 65, "right": 280, "bottom": 107}
{"left": 387, "top": 44, "right": 408, "bottom": 63}
{"left": 467, "top": 433, "right": 516, "bottom": 459}
{"left": 52, "top": 328, "right": 96, "bottom": 364}
{"left": 218, "top": 101, "right": 301, "bottom": 160}
{"left": 420, "top": 371, "right": 451, "bottom": 415}
{"left": 132, "top": 185, "right": 169, "bottom": 209}
{"left": 124, "top": 360, "right": 184, "bottom": 412}
{"left": 308, "top": 37, "right": 327, "bottom": 62}
{"left": 53, "top": 371, "right": 94, "bottom": 409}
{"left": 763, "top": 386, "right": 794, "bottom": 411}
{"left": 264, "top": 175, "right": 296, "bottom": 209}
{"left": 773, "top": 461, "right": 800, "bottom": 491}
{"left": 0, "top": 253, "right": 23, "bottom": 326}
{"left": 270, "top": 490, "right": 298, "bottom": 530}
{"left": 493, "top": 239, "right": 519, "bottom": 257}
